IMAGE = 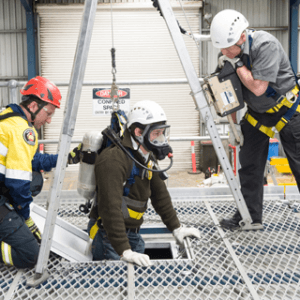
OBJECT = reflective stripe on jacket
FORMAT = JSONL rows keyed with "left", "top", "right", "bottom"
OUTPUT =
{"left": 0, "top": 104, "right": 38, "bottom": 219}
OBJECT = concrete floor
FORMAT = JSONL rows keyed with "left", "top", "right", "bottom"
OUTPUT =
{"left": 42, "top": 170, "right": 207, "bottom": 190}
{"left": 42, "top": 168, "right": 296, "bottom": 192}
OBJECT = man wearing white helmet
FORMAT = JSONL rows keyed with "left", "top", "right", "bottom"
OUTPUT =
{"left": 87, "top": 100, "right": 201, "bottom": 266}
{"left": 210, "top": 9, "right": 300, "bottom": 229}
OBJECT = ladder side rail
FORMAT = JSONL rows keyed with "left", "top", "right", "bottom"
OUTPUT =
{"left": 157, "top": 0, "right": 253, "bottom": 228}
{"left": 35, "top": 0, "right": 98, "bottom": 275}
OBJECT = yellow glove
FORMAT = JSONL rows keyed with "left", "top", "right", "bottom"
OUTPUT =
{"left": 25, "top": 217, "right": 42, "bottom": 243}
{"left": 68, "top": 143, "right": 82, "bottom": 164}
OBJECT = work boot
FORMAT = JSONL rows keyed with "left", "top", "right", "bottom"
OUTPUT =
{"left": 219, "top": 211, "right": 242, "bottom": 229}
{"left": 220, "top": 211, "right": 263, "bottom": 230}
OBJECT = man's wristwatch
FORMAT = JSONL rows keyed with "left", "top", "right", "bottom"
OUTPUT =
{"left": 235, "top": 59, "right": 244, "bottom": 69}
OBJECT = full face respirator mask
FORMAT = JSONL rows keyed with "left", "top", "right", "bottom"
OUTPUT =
{"left": 135, "top": 123, "right": 172, "bottom": 160}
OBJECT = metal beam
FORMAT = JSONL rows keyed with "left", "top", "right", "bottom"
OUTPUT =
{"left": 290, "top": 0, "right": 299, "bottom": 73}
{"left": 20, "top": 0, "right": 36, "bottom": 79}
{"left": 157, "top": 0, "right": 255, "bottom": 229}
{"left": 25, "top": 10, "right": 36, "bottom": 79}
{"left": 0, "top": 29, "right": 26, "bottom": 33}
{"left": 32, "top": 0, "right": 98, "bottom": 282}
{"left": 291, "top": 0, "right": 300, "bottom": 6}
{"left": 0, "top": 78, "right": 204, "bottom": 88}
{"left": 19, "top": 0, "right": 32, "bottom": 12}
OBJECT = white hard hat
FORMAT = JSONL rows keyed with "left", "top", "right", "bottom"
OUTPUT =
{"left": 210, "top": 9, "right": 249, "bottom": 49}
{"left": 127, "top": 100, "right": 167, "bottom": 128}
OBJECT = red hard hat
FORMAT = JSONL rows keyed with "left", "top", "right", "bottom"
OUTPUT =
{"left": 20, "top": 76, "right": 61, "bottom": 108}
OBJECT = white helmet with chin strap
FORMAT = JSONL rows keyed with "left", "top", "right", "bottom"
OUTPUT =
{"left": 127, "top": 100, "right": 172, "bottom": 160}
{"left": 127, "top": 100, "right": 167, "bottom": 128}
{"left": 210, "top": 9, "right": 249, "bottom": 49}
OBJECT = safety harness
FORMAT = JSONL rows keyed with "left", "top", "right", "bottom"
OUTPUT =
{"left": 89, "top": 111, "right": 153, "bottom": 240}
{"left": 89, "top": 163, "right": 152, "bottom": 240}
{"left": 243, "top": 31, "right": 300, "bottom": 138}
{"left": 89, "top": 195, "right": 148, "bottom": 239}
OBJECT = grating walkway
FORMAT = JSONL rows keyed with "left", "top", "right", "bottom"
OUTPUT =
{"left": 1, "top": 187, "right": 300, "bottom": 300}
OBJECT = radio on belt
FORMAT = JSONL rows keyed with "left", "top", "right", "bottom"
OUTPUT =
{"left": 203, "top": 61, "right": 244, "bottom": 117}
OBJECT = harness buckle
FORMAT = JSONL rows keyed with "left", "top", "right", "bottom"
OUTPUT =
{"left": 286, "top": 91, "right": 297, "bottom": 104}
{"left": 275, "top": 95, "right": 285, "bottom": 104}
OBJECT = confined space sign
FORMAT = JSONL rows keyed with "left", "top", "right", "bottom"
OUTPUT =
{"left": 92, "top": 88, "right": 130, "bottom": 116}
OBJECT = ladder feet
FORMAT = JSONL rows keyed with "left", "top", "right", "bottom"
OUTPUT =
{"left": 26, "top": 270, "right": 50, "bottom": 287}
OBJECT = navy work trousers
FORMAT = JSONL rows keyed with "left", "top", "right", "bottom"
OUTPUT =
{"left": 87, "top": 218, "right": 145, "bottom": 261}
{"left": 0, "top": 208, "right": 39, "bottom": 269}
{"left": 239, "top": 112, "right": 300, "bottom": 222}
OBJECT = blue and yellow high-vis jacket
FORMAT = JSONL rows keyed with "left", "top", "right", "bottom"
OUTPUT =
{"left": 0, "top": 104, "right": 58, "bottom": 219}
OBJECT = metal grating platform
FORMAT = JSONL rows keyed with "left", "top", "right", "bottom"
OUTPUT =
{"left": 1, "top": 187, "right": 300, "bottom": 300}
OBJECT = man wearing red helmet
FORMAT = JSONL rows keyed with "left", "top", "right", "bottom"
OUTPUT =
{"left": 20, "top": 76, "right": 61, "bottom": 129}
{"left": 0, "top": 76, "right": 64, "bottom": 269}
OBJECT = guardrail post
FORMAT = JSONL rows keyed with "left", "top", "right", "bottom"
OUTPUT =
{"left": 8, "top": 80, "right": 18, "bottom": 104}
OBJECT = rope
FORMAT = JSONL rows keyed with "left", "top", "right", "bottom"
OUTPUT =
{"left": 151, "top": 0, "right": 200, "bottom": 50}
{"left": 177, "top": 0, "right": 200, "bottom": 51}
{"left": 110, "top": 0, "right": 115, "bottom": 50}
{"left": 110, "top": 0, "right": 119, "bottom": 112}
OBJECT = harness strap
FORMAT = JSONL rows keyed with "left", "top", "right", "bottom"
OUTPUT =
{"left": 123, "top": 148, "right": 152, "bottom": 196}
{"left": 245, "top": 99, "right": 300, "bottom": 138}
{"left": 89, "top": 196, "right": 147, "bottom": 239}
{"left": 127, "top": 209, "right": 144, "bottom": 220}
{"left": 121, "top": 196, "right": 147, "bottom": 220}
{"left": 123, "top": 161, "right": 142, "bottom": 197}
{"left": 122, "top": 196, "right": 147, "bottom": 208}
{"left": 246, "top": 31, "right": 298, "bottom": 109}
{"left": 275, "top": 93, "right": 300, "bottom": 130}
{"left": 89, "top": 217, "right": 101, "bottom": 240}
{"left": 245, "top": 31, "right": 300, "bottom": 137}
{"left": 265, "top": 86, "right": 299, "bottom": 113}
{"left": 246, "top": 30, "right": 255, "bottom": 69}
{"left": 245, "top": 113, "right": 276, "bottom": 138}
{"left": 247, "top": 30, "right": 278, "bottom": 101}
{"left": 121, "top": 198, "right": 130, "bottom": 218}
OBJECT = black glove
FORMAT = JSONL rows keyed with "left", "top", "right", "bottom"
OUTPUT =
{"left": 25, "top": 217, "right": 42, "bottom": 243}
{"left": 30, "top": 171, "right": 44, "bottom": 197}
{"left": 68, "top": 143, "right": 82, "bottom": 164}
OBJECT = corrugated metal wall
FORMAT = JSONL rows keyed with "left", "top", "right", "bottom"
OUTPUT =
{"left": 0, "top": 0, "right": 27, "bottom": 107}
{"left": 0, "top": 0, "right": 297, "bottom": 171}
{"left": 36, "top": 3, "right": 202, "bottom": 171}
{"left": 0, "top": 0, "right": 295, "bottom": 103}
{"left": 202, "top": 0, "right": 289, "bottom": 76}
{"left": 200, "top": 0, "right": 290, "bottom": 130}
{"left": 36, "top": 0, "right": 200, "bottom": 3}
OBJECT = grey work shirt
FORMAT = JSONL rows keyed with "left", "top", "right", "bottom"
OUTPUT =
{"left": 240, "top": 29, "right": 296, "bottom": 114}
